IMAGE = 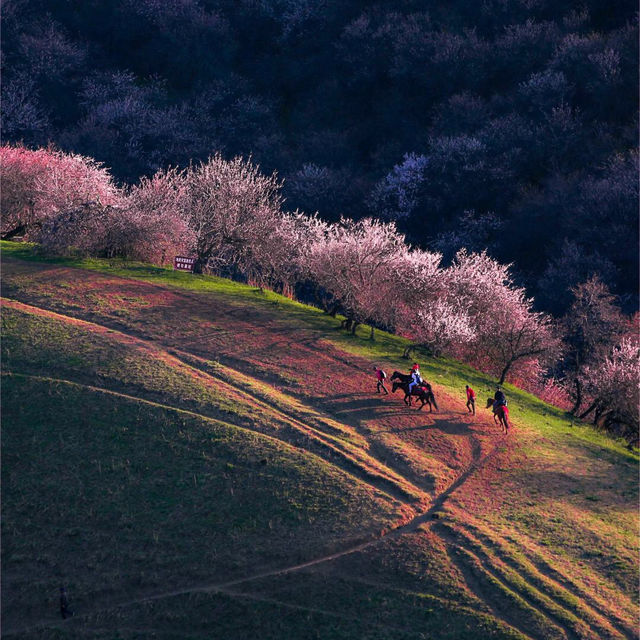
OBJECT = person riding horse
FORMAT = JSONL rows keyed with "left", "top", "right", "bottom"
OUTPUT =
{"left": 407, "top": 363, "right": 422, "bottom": 396}
{"left": 390, "top": 368, "right": 439, "bottom": 411}
{"left": 486, "top": 387, "right": 510, "bottom": 432}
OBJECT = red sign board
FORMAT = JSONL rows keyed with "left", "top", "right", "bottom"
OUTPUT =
{"left": 174, "top": 256, "right": 196, "bottom": 272}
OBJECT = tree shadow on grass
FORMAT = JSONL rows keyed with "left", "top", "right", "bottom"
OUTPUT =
{"left": 375, "top": 417, "right": 470, "bottom": 437}
{"left": 319, "top": 396, "right": 396, "bottom": 413}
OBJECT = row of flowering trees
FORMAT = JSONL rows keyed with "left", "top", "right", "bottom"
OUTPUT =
{"left": 2, "top": 144, "right": 637, "bottom": 443}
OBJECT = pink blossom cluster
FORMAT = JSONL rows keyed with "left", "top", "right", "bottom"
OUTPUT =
{"left": 2, "top": 144, "right": 636, "bottom": 442}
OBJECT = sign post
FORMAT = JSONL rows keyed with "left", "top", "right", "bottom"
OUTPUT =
{"left": 174, "top": 256, "right": 196, "bottom": 273}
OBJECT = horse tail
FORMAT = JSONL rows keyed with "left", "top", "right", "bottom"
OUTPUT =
{"left": 430, "top": 393, "right": 438, "bottom": 411}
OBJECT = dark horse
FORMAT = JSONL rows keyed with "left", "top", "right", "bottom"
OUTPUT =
{"left": 486, "top": 398, "right": 510, "bottom": 433}
{"left": 390, "top": 371, "right": 439, "bottom": 412}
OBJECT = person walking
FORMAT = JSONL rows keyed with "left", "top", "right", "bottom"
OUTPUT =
{"left": 374, "top": 366, "right": 388, "bottom": 394}
{"left": 465, "top": 384, "right": 476, "bottom": 415}
{"left": 60, "top": 586, "right": 74, "bottom": 619}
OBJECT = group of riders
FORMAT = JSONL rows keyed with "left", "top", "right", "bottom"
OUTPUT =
{"left": 374, "top": 363, "right": 510, "bottom": 430}
{"left": 375, "top": 363, "right": 432, "bottom": 396}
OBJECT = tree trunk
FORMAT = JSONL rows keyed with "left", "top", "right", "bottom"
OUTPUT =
{"left": 498, "top": 360, "right": 513, "bottom": 385}
{"left": 351, "top": 321, "right": 359, "bottom": 335}
{"left": 369, "top": 326, "right": 375, "bottom": 341}
{"left": 570, "top": 379, "right": 582, "bottom": 415}
{"left": 1, "top": 225, "right": 26, "bottom": 241}
{"left": 593, "top": 403, "right": 607, "bottom": 426}
{"left": 578, "top": 400, "right": 598, "bottom": 420}
{"left": 193, "top": 258, "right": 205, "bottom": 274}
{"left": 402, "top": 345, "right": 414, "bottom": 359}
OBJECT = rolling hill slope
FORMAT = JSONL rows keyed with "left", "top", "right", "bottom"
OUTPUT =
{"left": 2, "top": 242, "right": 638, "bottom": 639}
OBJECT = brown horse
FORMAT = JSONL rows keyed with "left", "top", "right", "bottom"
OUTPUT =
{"left": 390, "top": 372, "right": 439, "bottom": 411}
{"left": 486, "top": 398, "right": 510, "bottom": 433}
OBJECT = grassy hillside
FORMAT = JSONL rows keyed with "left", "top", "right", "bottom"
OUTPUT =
{"left": 2, "top": 241, "right": 637, "bottom": 639}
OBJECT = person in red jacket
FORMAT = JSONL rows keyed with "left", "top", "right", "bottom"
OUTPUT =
{"left": 465, "top": 384, "right": 476, "bottom": 415}
{"left": 374, "top": 366, "right": 388, "bottom": 394}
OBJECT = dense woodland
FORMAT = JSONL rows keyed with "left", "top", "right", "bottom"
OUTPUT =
{"left": 2, "top": 0, "right": 638, "bottom": 314}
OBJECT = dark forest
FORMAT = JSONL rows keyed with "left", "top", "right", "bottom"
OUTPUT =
{"left": 2, "top": 0, "right": 638, "bottom": 313}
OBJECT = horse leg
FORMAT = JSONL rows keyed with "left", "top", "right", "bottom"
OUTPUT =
{"left": 501, "top": 408, "right": 510, "bottom": 433}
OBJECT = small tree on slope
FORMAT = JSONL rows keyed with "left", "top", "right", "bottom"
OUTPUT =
{"left": 583, "top": 336, "right": 640, "bottom": 447}
{"left": 447, "top": 250, "right": 559, "bottom": 384}
{"left": 560, "top": 277, "right": 629, "bottom": 415}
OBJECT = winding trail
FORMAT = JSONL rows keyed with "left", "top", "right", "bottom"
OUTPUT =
{"left": 2, "top": 372, "right": 510, "bottom": 638}
{"left": 3, "top": 281, "right": 630, "bottom": 640}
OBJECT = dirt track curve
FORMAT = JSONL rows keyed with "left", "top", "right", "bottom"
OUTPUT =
{"left": 2, "top": 290, "right": 632, "bottom": 640}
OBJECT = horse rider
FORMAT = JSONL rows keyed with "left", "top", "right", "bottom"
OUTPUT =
{"left": 408, "top": 363, "right": 422, "bottom": 395}
{"left": 494, "top": 386, "right": 507, "bottom": 409}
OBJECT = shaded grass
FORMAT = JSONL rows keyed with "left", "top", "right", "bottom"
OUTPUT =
{"left": 2, "top": 375, "right": 399, "bottom": 631}
{"left": 232, "top": 570, "right": 527, "bottom": 640}
{"left": 1, "top": 306, "right": 251, "bottom": 422}
{"left": 1, "top": 306, "right": 424, "bottom": 504}
{"left": 6, "top": 588, "right": 435, "bottom": 640}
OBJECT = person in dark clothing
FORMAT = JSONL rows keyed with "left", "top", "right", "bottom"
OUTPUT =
{"left": 374, "top": 366, "right": 388, "bottom": 394}
{"left": 60, "top": 587, "right": 74, "bottom": 619}
{"left": 494, "top": 387, "right": 507, "bottom": 407}
{"left": 465, "top": 384, "right": 476, "bottom": 415}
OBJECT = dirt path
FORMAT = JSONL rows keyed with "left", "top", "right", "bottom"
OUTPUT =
{"left": 2, "top": 279, "right": 609, "bottom": 640}
{"left": 2, "top": 372, "right": 515, "bottom": 638}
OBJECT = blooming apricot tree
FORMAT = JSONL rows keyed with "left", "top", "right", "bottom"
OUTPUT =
{"left": 307, "top": 217, "right": 407, "bottom": 337}
{"left": 183, "top": 153, "right": 283, "bottom": 274}
{"left": 123, "top": 168, "right": 194, "bottom": 264}
{"left": 583, "top": 336, "right": 640, "bottom": 446}
{"left": 446, "top": 250, "right": 558, "bottom": 383}
{"left": 0, "top": 145, "right": 119, "bottom": 240}
{"left": 560, "top": 277, "right": 629, "bottom": 414}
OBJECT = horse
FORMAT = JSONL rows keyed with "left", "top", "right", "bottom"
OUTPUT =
{"left": 486, "top": 398, "right": 510, "bottom": 433}
{"left": 390, "top": 371, "right": 439, "bottom": 412}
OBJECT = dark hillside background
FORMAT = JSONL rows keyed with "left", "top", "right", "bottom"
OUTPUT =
{"left": 2, "top": 0, "right": 638, "bottom": 313}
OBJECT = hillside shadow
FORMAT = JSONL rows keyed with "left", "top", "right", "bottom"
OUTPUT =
{"left": 376, "top": 417, "right": 472, "bottom": 436}
{"left": 512, "top": 469, "right": 639, "bottom": 507}
{"left": 319, "top": 396, "right": 394, "bottom": 412}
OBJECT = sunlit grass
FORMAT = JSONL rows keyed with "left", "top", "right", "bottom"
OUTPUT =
{"left": 3, "top": 240, "right": 634, "bottom": 461}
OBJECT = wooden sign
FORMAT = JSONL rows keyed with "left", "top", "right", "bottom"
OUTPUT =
{"left": 174, "top": 256, "right": 196, "bottom": 272}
